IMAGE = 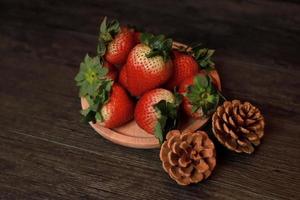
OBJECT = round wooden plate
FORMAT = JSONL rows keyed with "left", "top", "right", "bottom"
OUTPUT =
{"left": 80, "top": 42, "right": 221, "bottom": 149}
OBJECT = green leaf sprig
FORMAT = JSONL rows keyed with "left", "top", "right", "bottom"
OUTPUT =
{"left": 185, "top": 74, "right": 219, "bottom": 117}
{"left": 140, "top": 33, "right": 173, "bottom": 61}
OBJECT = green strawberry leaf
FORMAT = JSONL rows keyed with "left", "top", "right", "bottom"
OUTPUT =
{"left": 95, "top": 112, "right": 103, "bottom": 121}
{"left": 97, "top": 39, "right": 106, "bottom": 57}
{"left": 173, "top": 91, "right": 183, "bottom": 107}
{"left": 74, "top": 54, "right": 109, "bottom": 97}
{"left": 194, "top": 75, "right": 208, "bottom": 89}
{"left": 192, "top": 45, "right": 216, "bottom": 71}
{"left": 80, "top": 109, "right": 97, "bottom": 124}
{"left": 75, "top": 53, "right": 114, "bottom": 124}
{"left": 154, "top": 118, "right": 165, "bottom": 144}
{"left": 80, "top": 79, "right": 113, "bottom": 123}
{"left": 107, "top": 20, "right": 120, "bottom": 34}
{"left": 97, "top": 16, "right": 120, "bottom": 57}
{"left": 99, "top": 17, "right": 120, "bottom": 42}
{"left": 185, "top": 74, "right": 220, "bottom": 117}
{"left": 153, "top": 100, "right": 179, "bottom": 144}
{"left": 100, "top": 16, "right": 108, "bottom": 33}
{"left": 140, "top": 32, "right": 152, "bottom": 45}
{"left": 140, "top": 33, "right": 173, "bottom": 61}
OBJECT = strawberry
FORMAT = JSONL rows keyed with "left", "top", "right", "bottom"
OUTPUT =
{"left": 82, "top": 83, "right": 134, "bottom": 128}
{"left": 98, "top": 83, "right": 134, "bottom": 128}
{"left": 126, "top": 33, "right": 173, "bottom": 96}
{"left": 134, "top": 88, "right": 181, "bottom": 143}
{"left": 104, "top": 61, "right": 118, "bottom": 81}
{"left": 75, "top": 54, "right": 134, "bottom": 128}
{"left": 97, "top": 17, "right": 135, "bottom": 65}
{"left": 179, "top": 74, "right": 219, "bottom": 119}
{"left": 104, "top": 27, "right": 135, "bottom": 65}
{"left": 118, "top": 64, "right": 128, "bottom": 89}
{"left": 165, "top": 50, "right": 198, "bottom": 90}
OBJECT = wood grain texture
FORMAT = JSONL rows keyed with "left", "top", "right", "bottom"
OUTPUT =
{"left": 0, "top": 0, "right": 299, "bottom": 199}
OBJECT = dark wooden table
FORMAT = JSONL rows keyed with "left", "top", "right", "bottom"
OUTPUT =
{"left": 0, "top": 0, "right": 299, "bottom": 199}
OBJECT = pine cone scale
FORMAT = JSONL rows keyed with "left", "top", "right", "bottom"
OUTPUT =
{"left": 195, "top": 159, "right": 209, "bottom": 173}
{"left": 168, "top": 151, "right": 179, "bottom": 166}
{"left": 201, "top": 149, "right": 214, "bottom": 158}
{"left": 225, "top": 139, "right": 238, "bottom": 151}
{"left": 206, "top": 157, "right": 216, "bottom": 169}
{"left": 179, "top": 165, "right": 193, "bottom": 176}
{"left": 191, "top": 171, "right": 204, "bottom": 183}
{"left": 178, "top": 155, "right": 191, "bottom": 168}
{"left": 228, "top": 116, "right": 236, "bottom": 127}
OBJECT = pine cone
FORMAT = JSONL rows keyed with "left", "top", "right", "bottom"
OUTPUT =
{"left": 212, "top": 100, "right": 265, "bottom": 154}
{"left": 159, "top": 130, "right": 216, "bottom": 185}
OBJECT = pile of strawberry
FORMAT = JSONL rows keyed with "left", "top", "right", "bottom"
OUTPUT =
{"left": 75, "top": 17, "right": 222, "bottom": 143}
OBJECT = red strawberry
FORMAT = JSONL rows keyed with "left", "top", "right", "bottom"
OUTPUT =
{"left": 118, "top": 64, "right": 128, "bottom": 89}
{"left": 104, "top": 61, "right": 118, "bottom": 81}
{"left": 104, "top": 27, "right": 135, "bottom": 65}
{"left": 126, "top": 33, "right": 173, "bottom": 96}
{"left": 77, "top": 56, "right": 134, "bottom": 128}
{"left": 165, "top": 50, "right": 198, "bottom": 90}
{"left": 98, "top": 17, "right": 135, "bottom": 65}
{"left": 134, "top": 88, "right": 180, "bottom": 143}
{"left": 99, "top": 83, "right": 134, "bottom": 128}
{"left": 179, "top": 74, "right": 219, "bottom": 119}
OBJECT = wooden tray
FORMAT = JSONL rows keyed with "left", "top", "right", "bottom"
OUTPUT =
{"left": 80, "top": 42, "right": 221, "bottom": 149}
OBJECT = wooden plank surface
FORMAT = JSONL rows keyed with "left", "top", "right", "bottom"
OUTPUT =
{"left": 0, "top": 0, "right": 299, "bottom": 199}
